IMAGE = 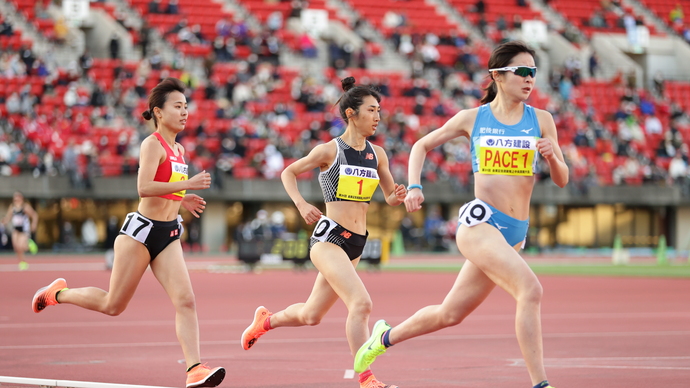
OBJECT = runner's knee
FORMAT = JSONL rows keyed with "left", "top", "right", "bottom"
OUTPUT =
{"left": 103, "top": 302, "right": 127, "bottom": 316}
{"left": 172, "top": 291, "right": 197, "bottom": 312}
{"left": 347, "top": 297, "right": 373, "bottom": 318}
{"left": 302, "top": 310, "right": 325, "bottom": 326}
{"left": 439, "top": 307, "right": 467, "bottom": 327}
{"left": 517, "top": 281, "right": 543, "bottom": 305}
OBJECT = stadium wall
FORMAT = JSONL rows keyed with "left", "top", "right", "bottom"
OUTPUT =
{"left": 1, "top": 175, "right": 688, "bottom": 253}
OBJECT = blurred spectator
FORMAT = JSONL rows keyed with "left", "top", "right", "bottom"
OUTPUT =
{"left": 473, "top": 0, "right": 485, "bottom": 14}
{"left": 79, "top": 50, "right": 93, "bottom": 78}
{"left": 54, "top": 17, "right": 68, "bottom": 44}
{"left": 0, "top": 19, "right": 14, "bottom": 36}
{"left": 669, "top": 3, "right": 684, "bottom": 27}
{"left": 35, "top": 0, "right": 50, "bottom": 19}
{"left": 109, "top": 34, "right": 120, "bottom": 59}
{"left": 644, "top": 114, "right": 662, "bottom": 136}
{"left": 5, "top": 93, "right": 20, "bottom": 114}
{"left": 148, "top": 0, "right": 161, "bottom": 14}
{"left": 496, "top": 15, "right": 508, "bottom": 31}
{"left": 267, "top": 11, "right": 283, "bottom": 32}
{"left": 424, "top": 205, "right": 446, "bottom": 251}
{"left": 299, "top": 32, "right": 317, "bottom": 58}
{"left": 589, "top": 52, "right": 599, "bottom": 77}
{"left": 289, "top": 0, "right": 306, "bottom": 18}
{"left": 262, "top": 144, "right": 284, "bottom": 179}
{"left": 590, "top": 9, "right": 608, "bottom": 28}
{"left": 140, "top": 21, "right": 151, "bottom": 58}
{"left": 383, "top": 11, "right": 404, "bottom": 29}
{"left": 668, "top": 152, "right": 687, "bottom": 188}
{"left": 216, "top": 17, "right": 232, "bottom": 38}
{"left": 82, "top": 218, "right": 98, "bottom": 247}
{"left": 653, "top": 71, "right": 664, "bottom": 95}
{"left": 166, "top": 0, "right": 179, "bottom": 15}
{"left": 512, "top": 14, "right": 523, "bottom": 29}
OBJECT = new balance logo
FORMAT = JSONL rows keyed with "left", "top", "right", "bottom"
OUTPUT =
{"left": 495, "top": 223, "right": 508, "bottom": 230}
{"left": 170, "top": 229, "right": 179, "bottom": 237}
{"left": 340, "top": 231, "right": 352, "bottom": 239}
{"left": 365, "top": 153, "right": 374, "bottom": 160}
{"left": 521, "top": 128, "right": 533, "bottom": 134}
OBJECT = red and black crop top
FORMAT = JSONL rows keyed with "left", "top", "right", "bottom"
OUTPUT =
{"left": 152, "top": 132, "right": 188, "bottom": 201}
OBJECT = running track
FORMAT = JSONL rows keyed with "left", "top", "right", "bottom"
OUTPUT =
{"left": 1, "top": 255, "right": 689, "bottom": 387}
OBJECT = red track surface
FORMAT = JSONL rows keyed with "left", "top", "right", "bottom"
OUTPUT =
{"left": 1, "top": 255, "right": 689, "bottom": 387}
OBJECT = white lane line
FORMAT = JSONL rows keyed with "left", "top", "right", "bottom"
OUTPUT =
{"left": 0, "top": 375, "right": 175, "bottom": 388}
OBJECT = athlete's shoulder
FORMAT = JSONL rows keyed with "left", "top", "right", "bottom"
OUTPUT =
{"left": 443, "top": 106, "right": 480, "bottom": 136}
{"left": 456, "top": 106, "right": 481, "bottom": 121}
{"left": 533, "top": 107, "right": 556, "bottom": 125}
{"left": 142, "top": 133, "right": 160, "bottom": 146}
{"left": 140, "top": 133, "right": 166, "bottom": 158}
{"left": 308, "top": 140, "right": 337, "bottom": 159}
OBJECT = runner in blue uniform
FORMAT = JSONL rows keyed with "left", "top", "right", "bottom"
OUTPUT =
{"left": 354, "top": 41, "right": 569, "bottom": 388}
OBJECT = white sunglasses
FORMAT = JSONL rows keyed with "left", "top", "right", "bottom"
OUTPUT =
{"left": 488, "top": 66, "right": 537, "bottom": 78}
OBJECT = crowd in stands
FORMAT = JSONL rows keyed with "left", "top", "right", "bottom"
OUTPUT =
{"left": 1, "top": 0, "right": 690, "bottom": 194}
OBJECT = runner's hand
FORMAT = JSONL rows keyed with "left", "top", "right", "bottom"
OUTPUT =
{"left": 182, "top": 194, "right": 206, "bottom": 218}
{"left": 187, "top": 170, "right": 211, "bottom": 190}
{"left": 297, "top": 202, "right": 323, "bottom": 225}
{"left": 536, "top": 138, "right": 555, "bottom": 160}
{"left": 404, "top": 188, "right": 425, "bottom": 213}
{"left": 393, "top": 183, "right": 407, "bottom": 204}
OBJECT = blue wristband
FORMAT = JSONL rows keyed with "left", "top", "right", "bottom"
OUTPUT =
{"left": 407, "top": 184, "right": 423, "bottom": 191}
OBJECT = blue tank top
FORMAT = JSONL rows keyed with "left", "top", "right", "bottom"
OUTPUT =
{"left": 470, "top": 103, "right": 541, "bottom": 176}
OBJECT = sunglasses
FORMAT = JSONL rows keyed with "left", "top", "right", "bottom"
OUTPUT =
{"left": 488, "top": 66, "right": 537, "bottom": 78}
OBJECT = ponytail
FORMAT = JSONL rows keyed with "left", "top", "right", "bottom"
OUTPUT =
{"left": 480, "top": 80, "right": 498, "bottom": 104}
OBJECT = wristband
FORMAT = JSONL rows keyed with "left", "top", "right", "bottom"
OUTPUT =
{"left": 407, "top": 184, "right": 423, "bottom": 191}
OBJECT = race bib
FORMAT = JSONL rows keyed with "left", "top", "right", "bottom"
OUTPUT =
{"left": 120, "top": 212, "right": 153, "bottom": 244}
{"left": 336, "top": 165, "right": 379, "bottom": 202}
{"left": 478, "top": 136, "right": 537, "bottom": 176}
{"left": 311, "top": 216, "right": 338, "bottom": 243}
{"left": 11, "top": 214, "right": 25, "bottom": 227}
{"left": 458, "top": 199, "right": 492, "bottom": 227}
{"left": 170, "top": 162, "right": 188, "bottom": 198}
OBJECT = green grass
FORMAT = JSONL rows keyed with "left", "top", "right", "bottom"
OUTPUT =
{"left": 381, "top": 262, "right": 690, "bottom": 278}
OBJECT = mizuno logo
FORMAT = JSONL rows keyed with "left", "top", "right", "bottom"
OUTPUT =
{"left": 495, "top": 223, "right": 508, "bottom": 230}
{"left": 521, "top": 128, "right": 533, "bottom": 134}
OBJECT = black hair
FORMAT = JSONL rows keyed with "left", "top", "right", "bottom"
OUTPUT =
{"left": 141, "top": 77, "right": 186, "bottom": 128}
{"left": 336, "top": 76, "right": 381, "bottom": 123}
{"left": 481, "top": 41, "right": 536, "bottom": 105}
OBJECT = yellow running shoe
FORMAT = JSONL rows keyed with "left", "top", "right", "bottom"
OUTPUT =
{"left": 28, "top": 239, "right": 38, "bottom": 254}
{"left": 18, "top": 261, "right": 29, "bottom": 271}
{"left": 241, "top": 306, "right": 272, "bottom": 350}
{"left": 185, "top": 364, "right": 225, "bottom": 388}
{"left": 354, "top": 319, "right": 391, "bottom": 373}
{"left": 32, "top": 278, "right": 67, "bottom": 313}
{"left": 360, "top": 374, "right": 398, "bottom": 388}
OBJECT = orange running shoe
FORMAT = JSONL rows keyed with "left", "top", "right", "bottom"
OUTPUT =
{"left": 185, "top": 364, "right": 225, "bottom": 388}
{"left": 241, "top": 305, "right": 272, "bottom": 350}
{"left": 360, "top": 374, "right": 398, "bottom": 388}
{"left": 32, "top": 278, "right": 67, "bottom": 313}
